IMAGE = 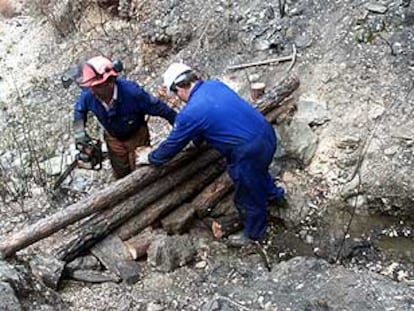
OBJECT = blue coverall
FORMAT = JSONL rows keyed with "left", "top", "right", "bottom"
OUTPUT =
{"left": 74, "top": 78, "right": 176, "bottom": 140}
{"left": 149, "top": 80, "right": 284, "bottom": 240}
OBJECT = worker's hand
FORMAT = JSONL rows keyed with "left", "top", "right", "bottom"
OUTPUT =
{"left": 156, "top": 86, "right": 168, "bottom": 99}
{"left": 74, "top": 131, "right": 92, "bottom": 151}
{"left": 135, "top": 146, "right": 152, "bottom": 166}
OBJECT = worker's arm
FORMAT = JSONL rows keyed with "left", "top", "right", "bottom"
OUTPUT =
{"left": 132, "top": 83, "right": 177, "bottom": 125}
{"left": 149, "top": 113, "right": 201, "bottom": 166}
{"left": 73, "top": 91, "right": 91, "bottom": 147}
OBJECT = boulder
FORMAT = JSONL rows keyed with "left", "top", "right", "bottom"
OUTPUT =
{"left": 277, "top": 119, "right": 319, "bottom": 166}
{"left": 147, "top": 234, "right": 196, "bottom": 273}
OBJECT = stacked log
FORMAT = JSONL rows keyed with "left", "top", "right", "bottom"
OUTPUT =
{"left": 0, "top": 76, "right": 299, "bottom": 285}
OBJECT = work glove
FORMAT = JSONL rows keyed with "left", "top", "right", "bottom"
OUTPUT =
{"left": 135, "top": 146, "right": 152, "bottom": 166}
{"left": 74, "top": 130, "right": 92, "bottom": 151}
{"left": 74, "top": 120, "right": 91, "bottom": 151}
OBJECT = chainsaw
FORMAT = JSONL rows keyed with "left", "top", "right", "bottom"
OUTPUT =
{"left": 53, "top": 139, "right": 106, "bottom": 190}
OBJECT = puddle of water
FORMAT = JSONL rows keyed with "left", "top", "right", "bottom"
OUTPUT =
{"left": 348, "top": 214, "right": 398, "bottom": 237}
{"left": 376, "top": 236, "right": 414, "bottom": 263}
{"left": 326, "top": 208, "right": 413, "bottom": 262}
{"left": 326, "top": 207, "right": 398, "bottom": 237}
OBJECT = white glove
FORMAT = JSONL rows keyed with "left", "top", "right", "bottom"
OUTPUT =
{"left": 135, "top": 146, "right": 152, "bottom": 166}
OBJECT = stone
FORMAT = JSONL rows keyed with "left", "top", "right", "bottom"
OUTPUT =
{"left": 340, "top": 175, "right": 361, "bottom": 199}
{"left": 248, "top": 74, "right": 260, "bottom": 83}
{"left": 30, "top": 254, "right": 65, "bottom": 290}
{"left": 41, "top": 155, "right": 73, "bottom": 176}
{"left": 0, "top": 261, "right": 22, "bottom": 291}
{"left": 65, "top": 255, "right": 101, "bottom": 274}
{"left": 195, "top": 261, "right": 208, "bottom": 269}
{"left": 147, "top": 234, "right": 196, "bottom": 272}
{"left": 202, "top": 299, "right": 220, "bottom": 311}
{"left": 346, "top": 194, "right": 368, "bottom": 215}
{"left": 277, "top": 119, "right": 319, "bottom": 166}
{"left": 365, "top": 3, "right": 388, "bottom": 14}
{"left": 295, "top": 99, "right": 330, "bottom": 126}
{"left": 0, "top": 281, "right": 21, "bottom": 311}
{"left": 146, "top": 302, "right": 164, "bottom": 311}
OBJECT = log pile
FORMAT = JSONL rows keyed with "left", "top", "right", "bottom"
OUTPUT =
{"left": 0, "top": 77, "right": 299, "bottom": 286}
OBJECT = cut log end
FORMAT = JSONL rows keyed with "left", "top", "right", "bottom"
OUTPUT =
{"left": 206, "top": 213, "right": 243, "bottom": 239}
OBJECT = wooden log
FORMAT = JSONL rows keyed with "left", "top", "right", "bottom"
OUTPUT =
{"left": 52, "top": 150, "right": 221, "bottom": 262}
{"left": 0, "top": 147, "right": 206, "bottom": 259}
{"left": 193, "top": 171, "right": 233, "bottom": 218}
{"left": 116, "top": 160, "right": 226, "bottom": 240}
{"left": 266, "top": 97, "right": 297, "bottom": 124}
{"left": 250, "top": 82, "right": 266, "bottom": 101}
{"left": 257, "top": 76, "right": 300, "bottom": 115}
{"left": 204, "top": 213, "right": 243, "bottom": 239}
{"left": 161, "top": 203, "right": 195, "bottom": 234}
{"left": 209, "top": 192, "right": 235, "bottom": 218}
{"left": 90, "top": 234, "right": 140, "bottom": 285}
{"left": 123, "top": 228, "right": 157, "bottom": 260}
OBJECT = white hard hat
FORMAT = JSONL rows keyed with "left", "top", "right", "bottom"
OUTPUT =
{"left": 163, "top": 63, "right": 193, "bottom": 96}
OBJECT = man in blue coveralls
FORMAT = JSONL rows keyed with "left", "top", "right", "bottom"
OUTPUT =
{"left": 137, "top": 63, "right": 285, "bottom": 246}
{"left": 73, "top": 55, "right": 177, "bottom": 179}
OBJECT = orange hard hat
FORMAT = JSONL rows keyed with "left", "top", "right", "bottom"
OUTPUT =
{"left": 78, "top": 55, "right": 118, "bottom": 88}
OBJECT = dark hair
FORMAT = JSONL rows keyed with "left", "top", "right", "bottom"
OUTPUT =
{"left": 174, "top": 72, "right": 198, "bottom": 90}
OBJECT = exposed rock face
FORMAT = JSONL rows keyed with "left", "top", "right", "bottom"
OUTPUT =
{"left": 266, "top": 257, "right": 414, "bottom": 311}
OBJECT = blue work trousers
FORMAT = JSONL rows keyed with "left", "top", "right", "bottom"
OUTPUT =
{"left": 227, "top": 123, "right": 284, "bottom": 240}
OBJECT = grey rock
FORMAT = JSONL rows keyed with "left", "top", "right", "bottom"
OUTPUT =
{"left": 346, "top": 194, "right": 368, "bottom": 215}
{"left": 65, "top": 255, "right": 101, "bottom": 274}
{"left": 267, "top": 257, "right": 414, "bottom": 310}
{"left": 0, "top": 282, "right": 21, "bottom": 311}
{"left": 146, "top": 302, "right": 164, "bottom": 311}
{"left": 336, "top": 136, "right": 361, "bottom": 150}
{"left": 294, "top": 33, "right": 313, "bottom": 48}
{"left": 295, "top": 99, "right": 330, "bottom": 126}
{"left": 0, "top": 261, "right": 21, "bottom": 290}
{"left": 275, "top": 182, "right": 310, "bottom": 227}
{"left": 365, "top": 3, "right": 388, "bottom": 14}
{"left": 277, "top": 119, "right": 319, "bottom": 166}
{"left": 254, "top": 39, "right": 271, "bottom": 51}
{"left": 147, "top": 234, "right": 196, "bottom": 272}
{"left": 202, "top": 299, "right": 220, "bottom": 311}
{"left": 30, "top": 254, "right": 65, "bottom": 290}
{"left": 248, "top": 73, "right": 260, "bottom": 83}
{"left": 340, "top": 175, "right": 361, "bottom": 199}
{"left": 41, "top": 155, "right": 72, "bottom": 176}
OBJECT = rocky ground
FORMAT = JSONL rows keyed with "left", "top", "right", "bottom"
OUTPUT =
{"left": 0, "top": 0, "right": 414, "bottom": 310}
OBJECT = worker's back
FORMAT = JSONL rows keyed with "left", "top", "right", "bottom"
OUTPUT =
{"left": 182, "top": 80, "right": 271, "bottom": 158}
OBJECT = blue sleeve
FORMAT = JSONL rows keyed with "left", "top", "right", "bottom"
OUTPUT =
{"left": 149, "top": 113, "right": 201, "bottom": 166}
{"left": 133, "top": 83, "right": 177, "bottom": 125}
{"left": 73, "top": 91, "right": 89, "bottom": 123}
